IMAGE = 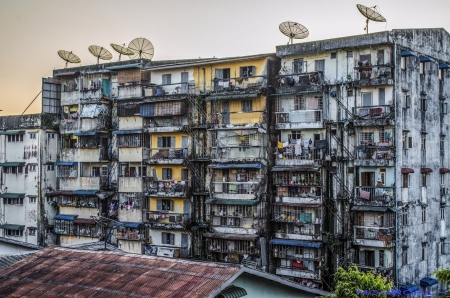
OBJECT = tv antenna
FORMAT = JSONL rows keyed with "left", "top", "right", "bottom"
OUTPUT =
{"left": 128, "top": 38, "right": 154, "bottom": 60}
{"left": 88, "top": 45, "right": 113, "bottom": 64}
{"left": 357, "top": 4, "right": 386, "bottom": 34}
{"left": 110, "top": 43, "right": 135, "bottom": 61}
{"left": 57, "top": 50, "right": 81, "bottom": 68}
{"left": 279, "top": 22, "right": 309, "bottom": 44}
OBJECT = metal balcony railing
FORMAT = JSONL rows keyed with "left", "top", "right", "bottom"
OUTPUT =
{"left": 354, "top": 186, "right": 394, "bottom": 204}
{"left": 354, "top": 105, "right": 393, "bottom": 120}
{"left": 275, "top": 110, "right": 322, "bottom": 124}
{"left": 354, "top": 226, "right": 395, "bottom": 241}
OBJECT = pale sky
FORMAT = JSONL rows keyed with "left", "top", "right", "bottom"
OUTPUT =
{"left": 0, "top": 0, "right": 449, "bottom": 115}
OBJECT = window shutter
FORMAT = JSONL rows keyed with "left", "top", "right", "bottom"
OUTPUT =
{"left": 424, "top": 99, "right": 428, "bottom": 111}
{"left": 156, "top": 199, "right": 162, "bottom": 210}
{"left": 170, "top": 233, "right": 175, "bottom": 245}
{"left": 379, "top": 88, "right": 385, "bottom": 105}
{"left": 215, "top": 69, "right": 223, "bottom": 80}
{"left": 152, "top": 169, "right": 156, "bottom": 179}
{"left": 408, "top": 137, "right": 412, "bottom": 148}
{"left": 359, "top": 251, "right": 365, "bottom": 265}
{"left": 182, "top": 169, "right": 188, "bottom": 181}
{"left": 250, "top": 66, "right": 255, "bottom": 77}
{"left": 171, "top": 137, "right": 175, "bottom": 148}
{"left": 162, "top": 169, "right": 167, "bottom": 179}
{"left": 161, "top": 232, "right": 166, "bottom": 244}
{"left": 169, "top": 200, "right": 173, "bottom": 211}
{"left": 157, "top": 137, "right": 162, "bottom": 147}
{"left": 168, "top": 169, "right": 172, "bottom": 179}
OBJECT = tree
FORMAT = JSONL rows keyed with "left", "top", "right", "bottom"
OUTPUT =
{"left": 325, "top": 265, "right": 393, "bottom": 298}
{"left": 434, "top": 268, "right": 450, "bottom": 297}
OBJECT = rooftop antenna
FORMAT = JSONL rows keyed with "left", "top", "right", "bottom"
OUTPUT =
{"left": 110, "top": 43, "right": 135, "bottom": 61}
{"left": 357, "top": 4, "right": 386, "bottom": 34}
{"left": 57, "top": 50, "right": 81, "bottom": 68}
{"left": 88, "top": 45, "right": 113, "bottom": 64}
{"left": 279, "top": 22, "right": 309, "bottom": 45}
{"left": 128, "top": 38, "right": 154, "bottom": 60}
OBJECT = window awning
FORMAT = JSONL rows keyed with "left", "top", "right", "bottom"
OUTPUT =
{"left": 45, "top": 191, "right": 74, "bottom": 197}
{"left": 105, "top": 63, "right": 143, "bottom": 70}
{"left": 217, "top": 285, "right": 248, "bottom": 298}
{"left": 73, "top": 190, "right": 97, "bottom": 196}
{"left": 0, "top": 131, "right": 25, "bottom": 135}
{"left": 0, "top": 224, "right": 25, "bottom": 231}
{"left": 440, "top": 168, "right": 450, "bottom": 174}
{"left": 440, "top": 63, "right": 450, "bottom": 69}
{"left": 112, "top": 129, "right": 142, "bottom": 135}
{"left": 420, "top": 56, "right": 435, "bottom": 63}
{"left": 421, "top": 168, "right": 433, "bottom": 173}
{"left": 352, "top": 205, "right": 397, "bottom": 212}
{"left": 210, "top": 164, "right": 261, "bottom": 169}
{"left": 420, "top": 277, "right": 438, "bottom": 287}
{"left": 269, "top": 239, "right": 323, "bottom": 248}
{"left": 0, "top": 162, "right": 25, "bottom": 167}
{"left": 274, "top": 202, "right": 321, "bottom": 208}
{"left": 73, "top": 218, "right": 96, "bottom": 225}
{"left": 55, "top": 162, "right": 78, "bottom": 166}
{"left": 401, "top": 50, "right": 418, "bottom": 57}
{"left": 73, "top": 131, "right": 96, "bottom": 136}
{"left": 206, "top": 93, "right": 259, "bottom": 101}
{"left": 401, "top": 168, "right": 414, "bottom": 174}
{"left": 123, "top": 222, "right": 142, "bottom": 229}
{"left": 54, "top": 214, "right": 78, "bottom": 221}
{"left": 205, "top": 199, "right": 260, "bottom": 206}
{"left": 54, "top": 71, "right": 80, "bottom": 77}
{"left": 271, "top": 166, "right": 319, "bottom": 172}
{"left": 203, "top": 233, "right": 258, "bottom": 241}
{"left": 0, "top": 193, "right": 25, "bottom": 199}
{"left": 399, "top": 284, "right": 420, "bottom": 292}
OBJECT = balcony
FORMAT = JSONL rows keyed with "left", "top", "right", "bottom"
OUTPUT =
{"left": 145, "top": 148, "right": 187, "bottom": 165}
{"left": 276, "top": 266, "right": 320, "bottom": 281}
{"left": 275, "top": 72, "right": 323, "bottom": 94}
{"left": 275, "top": 147, "right": 323, "bottom": 167}
{"left": 353, "top": 226, "right": 395, "bottom": 247}
{"left": 117, "top": 231, "right": 143, "bottom": 241}
{"left": 355, "top": 147, "right": 394, "bottom": 167}
{"left": 354, "top": 64, "right": 394, "bottom": 87}
{"left": 275, "top": 195, "right": 322, "bottom": 205}
{"left": 59, "top": 148, "right": 106, "bottom": 163}
{"left": 354, "top": 186, "right": 394, "bottom": 206}
{"left": 147, "top": 211, "right": 187, "bottom": 230}
{"left": 212, "top": 182, "right": 258, "bottom": 200}
{"left": 275, "top": 110, "right": 322, "bottom": 129}
{"left": 60, "top": 119, "right": 79, "bottom": 134}
{"left": 143, "top": 117, "right": 186, "bottom": 133}
{"left": 147, "top": 180, "right": 189, "bottom": 197}
{"left": 119, "top": 177, "right": 144, "bottom": 193}
{"left": 353, "top": 105, "right": 394, "bottom": 126}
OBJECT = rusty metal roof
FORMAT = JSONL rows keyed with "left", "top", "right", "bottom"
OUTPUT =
{"left": 0, "top": 246, "right": 241, "bottom": 298}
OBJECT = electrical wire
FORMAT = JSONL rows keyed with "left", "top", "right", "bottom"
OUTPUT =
{"left": 21, "top": 90, "right": 42, "bottom": 115}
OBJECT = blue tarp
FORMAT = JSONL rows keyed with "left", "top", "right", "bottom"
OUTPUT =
{"left": 420, "top": 278, "right": 438, "bottom": 287}
{"left": 439, "top": 63, "right": 450, "bottom": 69}
{"left": 73, "top": 132, "right": 96, "bottom": 136}
{"left": 269, "top": 239, "right": 323, "bottom": 248}
{"left": 73, "top": 190, "right": 97, "bottom": 195}
{"left": 112, "top": 130, "right": 141, "bottom": 135}
{"left": 140, "top": 103, "right": 154, "bottom": 117}
{"left": 54, "top": 214, "right": 78, "bottom": 221}
{"left": 213, "top": 164, "right": 261, "bottom": 169}
{"left": 399, "top": 284, "right": 420, "bottom": 292}
{"left": 420, "top": 56, "right": 435, "bottom": 63}
{"left": 112, "top": 222, "right": 142, "bottom": 229}
{"left": 401, "top": 50, "right": 418, "bottom": 57}
{"left": 55, "top": 162, "right": 78, "bottom": 166}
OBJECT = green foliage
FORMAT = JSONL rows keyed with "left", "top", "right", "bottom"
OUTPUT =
{"left": 434, "top": 268, "right": 450, "bottom": 297}
{"left": 40, "top": 112, "right": 59, "bottom": 131}
{"left": 324, "top": 265, "right": 393, "bottom": 298}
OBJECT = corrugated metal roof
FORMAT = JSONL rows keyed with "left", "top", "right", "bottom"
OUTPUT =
{"left": 269, "top": 239, "right": 323, "bottom": 248}
{"left": 203, "top": 233, "right": 258, "bottom": 241}
{"left": 205, "top": 199, "right": 260, "bottom": 206}
{"left": 0, "top": 131, "right": 25, "bottom": 135}
{"left": 0, "top": 224, "right": 25, "bottom": 231}
{"left": 0, "top": 246, "right": 241, "bottom": 298}
{"left": 206, "top": 93, "right": 259, "bottom": 101}
{"left": 55, "top": 162, "right": 78, "bottom": 166}
{"left": 54, "top": 214, "right": 78, "bottom": 221}
{"left": 73, "top": 190, "right": 97, "bottom": 196}
{"left": 0, "top": 162, "right": 25, "bottom": 167}
{"left": 352, "top": 205, "right": 397, "bottom": 212}
{"left": 0, "top": 237, "right": 43, "bottom": 250}
{"left": 105, "top": 63, "right": 143, "bottom": 70}
{"left": 0, "top": 193, "right": 25, "bottom": 199}
{"left": 0, "top": 252, "right": 37, "bottom": 270}
{"left": 72, "top": 218, "right": 96, "bottom": 225}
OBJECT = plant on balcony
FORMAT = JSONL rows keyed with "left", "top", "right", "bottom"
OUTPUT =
{"left": 434, "top": 268, "right": 450, "bottom": 296}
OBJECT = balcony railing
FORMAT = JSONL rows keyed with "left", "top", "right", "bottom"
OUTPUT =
{"left": 276, "top": 263, "right": 319, "bottom": 276}
{"left": 147, "top": 180, "right": 189, "bottom": 197}
{"left": 356, "top": 147, "right": 393, "bottom": 161}
{"left": 354, "top": 186, "right": 394, "bottom": 204}
{"left": 276, "top": 147, "right": 323, "bottom": 162}
{"left": 276, "top": 72, "right": 323, "bottom": 93}
{"left": 275, "top": 110, "right": 322, "bottom": 124}
{"left": 146, "top": 148, "right": 187, "bottom": 162}
{"left": 212, "top": 182, "right": 258, "bottom": 194}
{"left": 354, "top": 226, "right": 395, "bottom": 241}
{"left": 117, "top": 232, "right": 143, "bottom": 241}
{"left": 354, "top": 105, "right": 393, "bottom": 121}
{"left": 272, "top": 249, "right": 318, "bottom": 261}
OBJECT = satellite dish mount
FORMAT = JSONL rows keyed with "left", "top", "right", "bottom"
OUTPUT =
{"left": 111, "top": 43, "right": 135, "bottom": 61}
{"left": 357, "top": 4, "right": 386, "bottom": 34}
{"left": 128, "top": 38, "right": 154, "bottom": 60}
{"left": 88, "top": 45, "right": 113, "bottom": 64}
{"left": 57, "top": 50, "right": 81, "bottom": 68}
{"left": 279, "top": 22, "right": 309, "bottom": 45}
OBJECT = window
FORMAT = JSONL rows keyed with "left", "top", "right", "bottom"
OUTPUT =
{"left": 162, "top": 74, "right": 172, "bottom": 85}
{"left": 440, "top": 69, "right": 445, "bottom": 81}
{"left": 17, "top": 166, "right": 23, "bottom": 174}
{"left": 7, "top": 135, "right": 24, "bottom": 142}
{"left": 420, "top": 97, "right": 427, "bottom": 111}
{"left": 29, "top": 133, "right": 36, "bottom": 139}
{"left": 47, "top": 165, "right": 54, "bottom": 171}
{"left": 402, "top": 173, "right": 410, "bottom": 188}
{"left": 331, "top": 52, "right": 337, "bottom": 59}
{"left": 402, "top": 247, "right": 408, "bottom": 266}
{"left": 441, "top": 102, "right": 448, "bottom": 114}
{"left": 3, "top": 198, "right": 24, "bottom": 205}
{"left": 47, "top": 133, "right": 55, "bottom": 139}
{"left": 441, "top": 137, "right": 445, "bottom": 152}
{"left": 28, "top": 229, "right": 36, "bottom": 236}
{"left": 441, "top": 174, "right": 445, "bottom": 186}
{"left": 422, "top": 243, "right": 427, "bottom": 260}
{"left": 314, "top": 60, "right": 325, "bottom": 72}
{"left": 157, "top": 136, "right": 175, "bottom": 148}
{"left": 157, "top": 199, "right": 173, "bottom": 211}
{"left": 377, "top": 50, "right": 384, "bottom": 65}
{"left": 420, "top": 62, "right": 425, "bottom": 75}
{"left": 162, "top": 168, "right": 172, "bottom": 180}
{"left": 441, "top": 241, "right": 449, "bottom": 255}
{"left": 378, "top": 88, "right": 385, "bottom": 105}
{"left": 181, "top": 169, "right": 188, "bottom": 181}
{"left": 288, "top": 131, "right": 302, "bottom": 141}
{"left": 293, "top": 59, "right": 303, "bottom": 74}
{"left": 242, "top": 100, "right": 253, "bottom": 112}
{"left": 421, "top": 173, "right": 427, "bottom": 187}
{"left": 162, "top": 232, "right": 175, "bottom": 245}
{"left": 379, "top": 169, "right": 386, "bottom": 186}
{"left": 240, "top": 66, "right": 254, "bottom": 77}
{"left": 404, "top": 95, "right": 411, "bottom": 108}
{"left": 6, "top": 230, "right": 23, "bottom": 237}
{"left": 362, "top": 93, "right": 372, "bottom": 106}
{"left": 422, "top": 206, "right": 427, "bottom": 222}
{"left": 347, "top": 51, "right": 353, "bottom": 58}
{"left": 403, "top": 132, "right": 412, "bottom": 150}
{"left": 239, "top": 135, "right": 249, "bottom": 146}
{"left": 401, "top": 57, "right": 406, "bottom": 69}
{"left": 421, "top": 134, "right": 426, "bottom": 151}
{"left": 441, "top": 207, "right": 445, "bottom": 220}
{"left": 29, "top": 197, "right": 36, "bottom": 203}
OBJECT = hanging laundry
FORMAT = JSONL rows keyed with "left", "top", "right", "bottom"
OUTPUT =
{"left": 278, "top": 142, "right": 283, "bottom": 149}
{"left": 294, "top": 142, "right": 301, "bottom": 156}
{"left": 283, "top": 142, "right": 289, "bottom": 147}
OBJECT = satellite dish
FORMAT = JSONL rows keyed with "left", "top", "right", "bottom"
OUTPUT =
{"left": 88, "top": 45, "right": 113, "bottom": 64}
{"left": 110, "top": 43, "right": 135, "bottom": 61}
{"left": 128, "top": 38, "right": 154, "bottom": 60}
{"left": 357, "top": 4, "right": 386, "bottom": 34}
{"left": 57, "top": 50, "right": 81, "bottom": 68}
{"left": 279, "top": 22, "right": 309, "bottom": 45}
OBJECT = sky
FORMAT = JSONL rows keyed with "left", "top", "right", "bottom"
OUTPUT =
{"left": 0, "top": 0, "right": 449, "bottom": 115}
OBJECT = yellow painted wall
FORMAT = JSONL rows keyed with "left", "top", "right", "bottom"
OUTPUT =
{"left": 151, "top": 165, "right": 186, "bottom": 181}
{"left": 148, "top": 197, "right": 187, "bottom": 215}
{"left": 150, "top": 132, "right": 188, "bottom": 148}
{"left": 63, "top": 105, "right": 78, "bottom": 113}
{"left": 193, "top": 57, "right": 270, "bottom": 91}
